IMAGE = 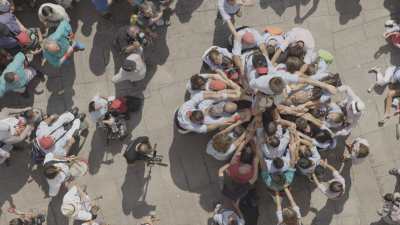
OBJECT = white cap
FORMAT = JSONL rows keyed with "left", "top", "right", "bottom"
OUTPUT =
{"left": 351, "top": 101, "right": 365, "bottom": 114}
{"left": 61, "top": 203, "right": 77, "bottom": 217}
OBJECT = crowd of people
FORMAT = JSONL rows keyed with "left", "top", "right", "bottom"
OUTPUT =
{"left": 0, "top": 0, "right": 172, "bottom": 225}
{"left": 174, "top": 0, "right": 377, "bottom": 224}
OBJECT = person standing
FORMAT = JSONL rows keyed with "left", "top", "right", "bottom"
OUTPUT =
{"left": 112, "top": 50, "right": 146, "bottom": 83}
{"left": 42, "top": 19, "right": 85, "bottom": 68}
{"left": 38, "top": 3, "right": 70, "bottom": 28}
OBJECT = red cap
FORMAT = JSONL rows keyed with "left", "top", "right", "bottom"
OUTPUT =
{"left": 256, "top": 67, "right": 268, "bottom": 75}
{"left": 38, "top": 136, "right": 54, "bottom": 150}
{"left": 15, "top": 31, "right": 30, "bottom": 46}
{"left": 209, "top": 80, "right": 226, "bottom": 91}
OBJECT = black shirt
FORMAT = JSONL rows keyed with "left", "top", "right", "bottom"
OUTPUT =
{"left": 115, "top": 26, "right": 137, "bottom": 54}
{"left": 123, "top": 136, "right": 149, "bottom": 164}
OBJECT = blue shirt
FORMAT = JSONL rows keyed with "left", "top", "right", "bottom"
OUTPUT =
{"left": 0, "top": 52, "right": 27, "bottom": 97}
{"left": 43, "top": 20, "right": 72, "bottom": 67}
{"left": 0, "top": 12, "right": 20, "bottom": 48}
{"left": 91, "top": 0, "right": 109, "bottom": 12}
{"left": 261, "top": 169, "right": 295, "bottom": 192}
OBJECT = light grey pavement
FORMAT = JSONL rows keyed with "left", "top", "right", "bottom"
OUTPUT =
{"left": 1, "top": 0, "right": 400, "bottom": 225}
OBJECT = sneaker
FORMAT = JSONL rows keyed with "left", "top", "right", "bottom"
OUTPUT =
{"left": 73, "top": 41, "right": 85, "bottom": 51}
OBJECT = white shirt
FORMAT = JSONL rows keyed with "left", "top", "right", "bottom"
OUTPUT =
{"left": 317, "top": 171, "right": 345, "bottom": 199}
{"left": 258, "top": 129, "right": 290, "bottom": 159}
{"left": 265, "top": 152, "right": 291, "bottom": 174}
{"left": 249, "top": 71, "right": 300, "bottom": 95}
{"left": 349, "top": 137, "right": 369, "bottom": 165}
{"left": 263, "top": 32, "right": 284, "bottom": 47}
{"left": 213, "top": 210, "right": 245, "bottom": 225}
{"left": 44, "top": 153, "right": 70, "bottom": 197}
{"left": 217, "top": 0, "right": 241, "bottom": 21}
{"left": 113, "top": 53, "right": 146, "bottom": 82}
{"left": 202, "top": 46, "right": 233, "bottom": 71}
{"left": 89, "top": 96, "right": 109, "bottom": 123}
{"left": 0, "top": 117, "right": 17, "bottom": 142}
{"left": 206, "top": 134, "right": 237, "bottom": 161}
{"left": 280, "top": 27, "right": 316, "bottom": 64}
{"left": 177, "top": 93, "right": 208, "bottom": 133}
{"left": 62, "top": 186, "right": 93, "bottom": 221}
{"left": 232, "top": 28, "right": 264, "bottom": 55}
{"left": 335, "top": 85, "right": 364, "bottom": 136}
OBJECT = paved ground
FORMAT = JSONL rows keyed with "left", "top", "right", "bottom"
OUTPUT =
{"left": 1, "top": 0, "right": 400, "bottom": 224}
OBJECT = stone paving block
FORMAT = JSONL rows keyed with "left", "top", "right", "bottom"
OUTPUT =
{"left": 334, "top": 25, "right": 367, "bottom": 50}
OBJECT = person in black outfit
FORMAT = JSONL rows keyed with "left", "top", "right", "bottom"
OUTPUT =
{"left": 123, "top": 136, "right": 153, "bottom": 164}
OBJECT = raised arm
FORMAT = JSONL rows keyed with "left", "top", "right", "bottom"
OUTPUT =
{"left": 298, "top": 77, "right": 337, "bottom": 95}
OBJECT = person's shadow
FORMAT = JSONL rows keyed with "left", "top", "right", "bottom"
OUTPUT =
{"left": 335, "top": 0, "right": 362, "bottom": 25}
{"left": 294, "top": 0, "right": 320, "bottom": 24}
{"left": 121, "top": 162, "right": 156, "bottom": 218}
{"left": 174, "top": 0, "right": 204, "bottom": 23}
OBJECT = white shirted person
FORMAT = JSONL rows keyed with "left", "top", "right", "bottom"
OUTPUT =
{"left": 202, "top": 46, "right": 233, "bottom": 72}
{"left": 61, "top": 185, "right": 98, "bottom": 222}
{"left": 281, "top": 27, "right": 316, "bottom": 64}
{"left": 313, "top": 160, "right": 345, "bottom": 200}
{"left": 112, "top": 51, "right": 146, "bottom": 83}
{"left": 43, "top": 152, "right": 71, "bottom": 197}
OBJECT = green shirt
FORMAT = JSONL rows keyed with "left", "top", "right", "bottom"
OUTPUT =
{"left": 43, "top": 20, "right": 72, "bottom": 67}
{"left": 0, "top": 52, "right": 27, "bottom": 97}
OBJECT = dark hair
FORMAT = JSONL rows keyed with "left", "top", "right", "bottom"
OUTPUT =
{"left": 273, "top": 157, "right": 284, "bottom": 169}
{"left": 266, "top": 45, "right": 276, "bottom": 59}
{"left": 269, "top": 77, "right": 285, "bottom": 94}
{"left": 310, "top": 87, "right": 323, "bottom": 101}
{"left": 44, "top": 165, "right": 60, "bottom": 179}
{"left": 329, "top": 181, "right": 343, "bottom": 193}
{"left": 357, "top": 144, "right": 370, "bottom": 158}
{"left": 228, "top": 219, "right": 239, "bottom": 225}
{"left": 240, "top": 146, "right": 254, "bottom": 164}
{"left": 190, "top": 110, "right": 204, "bottom": 124}
{"left": 268, "top": 136, "right": 280, "bottom": 148}
{"left": 384, "top": 193, "right": 394, "bottom": 202}
{"left": 232, "top": 125, "right": 245, "bottom": 138}
{"left": 287, "top": 44, "right": 305, "bottom": 58}
{"left": 314, "top": 165, "right": 325, "bottom": 178}
{"left": 315, "top": 130, "right": 332, "bottom": 143}
{"left": 190, "top": 74, "right": 207, "bottom": 90}
{"left": 4, "top": 72, "right": 15, "bottom": 83}
{"left": 286, "top": 56, "right": 303, "bottom": 73}
{"left": 298, "top": 157, "right": 312, "bottom": 169}
{"left": 310, "top": 108, "right": 325, "bottom": 118}
{"left": 305, "top": 64, "right": 317, "bottom": 75}
{"left": 88, "top": 101, "right": 95, "bottom": 113}
{"left": 271, "top": 173, "right": 286, "bottom": 186}
{"left": 295, "top": 117, "right": 308, "bottom": 131}
{"left": 42, "top": 5, "right": 53, "bottom": 17}
{"left": 9, "top": 218, "right": 24, "bottom": 225}
{"left": 265, "top": 121, "right": 277, "bottom": 136}
{"left": 321, "top": 73, "right": 342, "bottom": 87}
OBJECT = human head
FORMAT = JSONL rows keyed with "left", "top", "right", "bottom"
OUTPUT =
{"left": 298, "top": 157, "right": 312, "bottom": 169}
{"left": 42, "top": 5, "right": 54, "bottom": 17}
{"left": 285, "top": 56, "right": 303, "bottom": 73}
{"left": 266, "top": 44, "right": 276, "bottom": 59}
{"left": 305, "top": 64, "right": 317, "bottom": 76}
{"left": 269, "top": 77, "right": 285, "bottom": 95}
{"left": 227, "top": 0, "right": 237, "bottom": 5}
{"left": 141, "top": 1, "right": 155, "bottom": 17}
{"left": 38, "top": 136, "right": 55, "bottom": 150}
{"left": 321, "top": 73, "right": 342, "bottom": 87}
{"left": 242, "top": 32, "right": 255, "bottom": 45}
{"left": 326, "top": 112, "right": 345, "bottom": 124}
{"left": 310, "top": 87, "right": 323, "bottom": 101}
{"left": 9, "top": 218, "right": 24, "bottom": 225}
{"left": 356, "top": 143, "right": 370, "bottom": 158}
{"left": 267, "top": 135, "right": 280, "bottom": 148}
{"left": 88, "top": 101, "right": 96, "bottom": 113}
{"left": 0, "top": 0, "right": 10, "bottom": 13}
{"left": 122, "top": 59, "right": 137, "bottom": 72}
{"left": 189, "top": 110, "right": 204, "bottom": 124}
{"left": 43, "top": 39, "right": 60, "bottom": 52}
{"left": 252, "top": 52, "right": 269, "bottom": 75}
{"left": 315, "top": 130, "right": 332, "bottom": 143}
{"left": 240, "top": 146, "right": 254, "bottom": 164}
{"left": 4, "top": 72, "right": 17, "bottom": 83}
{"left": 282, "top": 207, "right": 299, "bottom": 225}
{"left": 232, "top": 125, "right": 245, "bottom": 138}
{"left": 44, "top": 164, "right": 60, "bottom": 179}
{"left": 224, "top": 102, "right": 238, "bottom": 114}
{"left": 227, "top": 214, "right": 239, "bottom": 225}
{"left": 127, "top": 25, "right": 140, "bottom": 38}
{"left": 329, "top": 181, "right": 344, "bottom": 194}
{"left": 138, "top": 141, "right": 152, "bottom": 154}
{"left": 298, "top": 145, "right": 312, "bottom": 158}
{"left": 384, "top": 193, "right": 394, "bottom": 202}
{"left": 272, "top": 157, "right": 284, "bottom": 169}
{"left": 295, "top": 117, "right": 309, "bottom": 132}
{"left": 212, "top": 133, "right": 233, "bottom": 153}
{"left": 265, "top": 121, "right": 277, "bottom": 136}
{"left": 287, "top": 42, "right": 305, "bottom": 58}
{"left": 190, "top": 74, "right": 207, "bottom": 90}
{"left": 271, "top": 172, "right": 286, "bottom": 187}
{"left": 209, "top": 49, "right": 223, "bottom": 65}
